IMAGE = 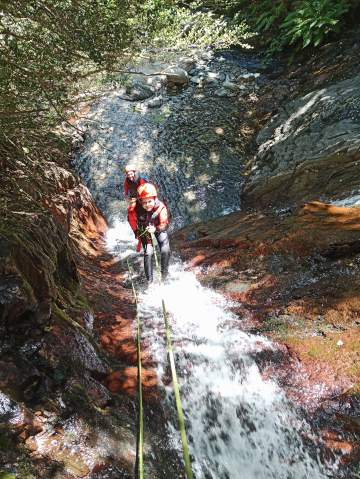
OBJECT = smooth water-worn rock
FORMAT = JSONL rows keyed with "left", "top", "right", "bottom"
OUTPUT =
{"left": 163, "top": 66, "right": 189, "bottom": 85}
{"left": 244, "top": 74, "right": 360, "bottom": 207}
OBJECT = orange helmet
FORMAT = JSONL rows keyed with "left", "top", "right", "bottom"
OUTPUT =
{"left": 124, "top": 163, "right": 136, "bottom": 173}
{"left": 137, "top": 183, "right": 157, "bottom": 199}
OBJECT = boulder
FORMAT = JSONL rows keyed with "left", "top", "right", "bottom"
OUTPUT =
{"left": 222, "top": 74, "right": 238, "bottom": 91}
{"left": 163, "top": 66, "right": 189, "bottom": 86}
{"left": 178, "top": 56, "right": 196, "bottom": 72}
{"left": 214, "top": 88, "right": 236, "bottom": 98}
{"left": 125, "top": 80, "right": 154, "bottom": 101}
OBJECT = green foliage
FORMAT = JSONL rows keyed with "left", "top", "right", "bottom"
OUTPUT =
{"left": 280, "top": 0, "right": 350, "bottom": 48}
{"left": 227, "top": 0, "right": 287, "bottom": 32}
{"left": 256, "top": 2, "right": 287, "bottom": 32}
{"left": 202, "top": 0, "right": 355, "bottom": 54}
{"left": 0, "top": 0, "right": 139, "bottom": 159}
{"left": 148, "top": 4, "right": 252, "bottom": 49}
{"left": 0, "top": 0, "right": 252, "bottom": 163}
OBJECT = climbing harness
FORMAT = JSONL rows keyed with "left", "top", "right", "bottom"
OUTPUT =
{"left": 150, "top": 232, "right": 194, "bottom": 479}
{"left": 127, "top": 259, "right": 144, "bottom": 479}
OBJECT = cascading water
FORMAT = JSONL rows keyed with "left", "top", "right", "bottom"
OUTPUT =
{"left": 105, "top": 221, "right": 336, "bottom": 478}
{"left": 73, "top": 48, "right": 340, "bottom": 478}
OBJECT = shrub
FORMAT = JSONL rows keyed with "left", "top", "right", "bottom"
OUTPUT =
{"left": 148, "top": 4, "right": 252, "bottom": 49}
{"left": 280, "top": 0, "right": 350, "bottom": 48}
{"left": 204, "top": 0, "right": 354, "bottom": 53}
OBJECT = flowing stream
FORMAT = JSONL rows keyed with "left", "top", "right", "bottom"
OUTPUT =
{"left": 106, "top": 223, "right": 336, "bottom": 479}
{"left": 74, "top": 48, "right": 339, "bottom": 478}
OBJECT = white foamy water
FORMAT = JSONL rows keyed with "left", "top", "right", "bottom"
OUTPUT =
{"left": 106, "top": 219, "right": 335, "bottom": 479}
{"left": 105, "top": 217, "right": 139, "bottom": 259}
{"left": 330, "top": 193, "right": 360, "bottom": 207}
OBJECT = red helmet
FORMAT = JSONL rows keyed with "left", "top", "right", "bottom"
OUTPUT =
{"left": 137, "top": 183, "right": 157, "bottom": 199}
{"left": 124, "top": 163, "right": 136, "bottom": 173}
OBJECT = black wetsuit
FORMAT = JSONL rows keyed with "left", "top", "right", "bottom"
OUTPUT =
{"left": 136, "top": 200, "right": 170, "bottom": 282}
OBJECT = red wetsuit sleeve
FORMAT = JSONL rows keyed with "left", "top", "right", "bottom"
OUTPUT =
{"left": 128, "top": 208, "right": 138, "bottom": 233}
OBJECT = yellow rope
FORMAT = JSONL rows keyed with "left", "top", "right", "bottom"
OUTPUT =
{"left": 127, "top": 259, "right": 144, "bottom": 479}
{"left": 150, "top": 232, "right": 194, "bottom": 479}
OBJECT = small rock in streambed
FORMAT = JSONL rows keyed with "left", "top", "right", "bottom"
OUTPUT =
{"left": 214, "top": 88, "right": 236, "bottom": 98}
{"left": 147, "top": 96, "right": 163, "bottom": 108}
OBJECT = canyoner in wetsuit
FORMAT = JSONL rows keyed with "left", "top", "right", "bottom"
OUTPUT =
{"left": 123, "top": 163, "right": 148, "bottom": 211}
{"left": 128, "top": 183, "right": 171, "bottom": 283}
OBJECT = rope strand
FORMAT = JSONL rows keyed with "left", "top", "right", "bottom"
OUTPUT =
{"left": 127, "top": 259, "right": 144, "bottom": 479}
{"left": 150, "top": 232, "right": 194, "bottom": 479}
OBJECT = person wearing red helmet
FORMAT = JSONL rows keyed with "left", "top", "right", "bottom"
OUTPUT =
{"left": 128, "top": 183, "right": 171, "bottom": 283}
{"left": 123, "top": 164, "right": 148, "bottom": 210}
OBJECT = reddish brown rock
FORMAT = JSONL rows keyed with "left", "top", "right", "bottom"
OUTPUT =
{"left": 173, "top": 200, "right": 360, "bottom": 467}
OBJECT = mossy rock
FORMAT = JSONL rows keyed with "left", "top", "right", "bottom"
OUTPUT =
{"left": 0, "top": 473, "right": 16, "bottom": 479}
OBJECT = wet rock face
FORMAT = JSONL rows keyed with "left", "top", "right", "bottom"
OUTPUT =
{"left": 0, "top": 153, "right": 128, "bottom": 477}
{"left": 244, "top": 74, "right": 360, "bottom": 207}
{"left": 0, "top": 215, "right": 76, "bottom": 329}
{"left": 0, "top": 154, "right": 108, "bottom": 329}
{"left": 173, "top": 201, "right": 360, "bottom": 471}
{"left": 0, "top": 249, "right": 37, "bottom": 327}
{"left": 1, "top": 149, "right": 183, "bottom": 478}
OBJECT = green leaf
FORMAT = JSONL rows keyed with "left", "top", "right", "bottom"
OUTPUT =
{"left": 303, "top": 36, "right": 311, "bottom": 48}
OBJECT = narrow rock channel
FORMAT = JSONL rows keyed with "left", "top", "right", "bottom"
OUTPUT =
{"left": 73, "top": 49, "right": 264, "bottom": 226}
{"left": 73, "top": 48, "right": 345, "bottom": 477}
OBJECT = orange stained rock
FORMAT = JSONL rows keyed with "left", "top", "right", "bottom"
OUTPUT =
{"left": 100, "top": 334, "right": 111, "bottom": 345}
{"left": 212, "top": 258, "right": 233, "bottom": 268}
{"left": 115, "top": 341, "right": 136, "bottom": 358}
{"left": 302, "top": 201, "right": 360, "bottom": 230}
{"left": 68, "top": 104, "right": 91, "bottom": 124}
{"left": 322, "top": 430, "right": 354, "bottom": 455}
{"left": 106, "top": 367, "right": 159, "bottom": 399}
{"left": 99, "top": 257, "right": 120, "bottom": 268}
{"left": 189, "top": 254, "right": 206, "bottom": 267}
{"left": 114, "top": 314, "right": 124, "bottom": 323}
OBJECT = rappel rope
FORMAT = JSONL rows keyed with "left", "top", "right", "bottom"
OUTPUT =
{"left": 150, "top": 232, "right": 194, "bottom": 479}
{"left": 126, "top": 233, "right": 193, "bottom": 479}
{"left": 127, "top": 259, "right": 144, "bottom": 479}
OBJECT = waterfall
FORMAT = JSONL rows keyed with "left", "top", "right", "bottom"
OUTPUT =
{"left": 105, "top": 221, "right": 335, "bottom": 479}
{"left": 74, "top": 48, "right": 338, "bottom": 478}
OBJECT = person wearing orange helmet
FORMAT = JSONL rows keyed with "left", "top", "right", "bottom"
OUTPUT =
{"left": 123, "top": 164, "right": 148, "bottom": 210}
{"left": 128, "top": 183, "right": 171, "bottom": 283}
